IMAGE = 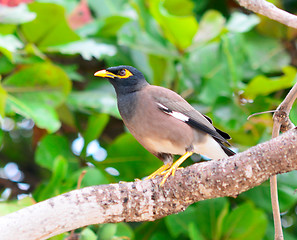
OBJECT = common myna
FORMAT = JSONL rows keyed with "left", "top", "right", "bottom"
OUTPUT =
{"left": 94, "top": 65, "right": 235, "bottom": 185}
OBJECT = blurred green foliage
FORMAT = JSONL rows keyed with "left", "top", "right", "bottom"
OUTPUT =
{"left": 0, "top": 0, "right": 297, "bottom": 239}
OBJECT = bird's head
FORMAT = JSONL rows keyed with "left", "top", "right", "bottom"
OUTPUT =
{"left": 94, "top": 65, "right": 148, "bottom": 95}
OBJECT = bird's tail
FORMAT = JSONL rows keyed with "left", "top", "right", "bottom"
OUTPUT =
{"left": 218, "top": 142, "right": 236, "bottom": 156}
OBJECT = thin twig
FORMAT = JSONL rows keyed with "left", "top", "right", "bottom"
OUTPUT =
{"left": 77, "top": 170, "right": 87, "bottom": 190}
{"left": 247, "top": 110, "right": 276, "bottom": 120}
{"left": 270, "top": 82, "right": 297, "bottom": 240}
{"left": 270, "top": 122, "right": 283, "bottom": 240}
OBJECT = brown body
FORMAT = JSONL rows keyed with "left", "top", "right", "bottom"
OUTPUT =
{"left": 120, "top": 85, "right": 227, "bottom": 164}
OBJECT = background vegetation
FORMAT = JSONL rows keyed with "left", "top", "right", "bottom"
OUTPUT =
{"left": 0, "top": 0, "right": 297, "bottom": 239}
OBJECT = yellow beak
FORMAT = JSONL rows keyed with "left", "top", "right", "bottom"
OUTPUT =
{"left": 94, "top": 70, "right": 117, "bottom": 78}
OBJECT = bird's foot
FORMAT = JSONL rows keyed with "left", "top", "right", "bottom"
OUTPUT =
{"left": 160, "top": 167, "right": 183, "bottom": 176}
{"left": 145, "top": 163, "right": 171, "bottom": 180}
{"left": 159, "top": 152, "right": 193, "bottom": 186}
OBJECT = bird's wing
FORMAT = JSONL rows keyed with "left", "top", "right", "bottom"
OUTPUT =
{"left": 147, "top": 86, "right": 230, "bottom": 145}
{"left": 155, "top": 98, "right": 235, "bottom": 156}
{"left": 156, "top": 99, "right": 229, "bottom": 143}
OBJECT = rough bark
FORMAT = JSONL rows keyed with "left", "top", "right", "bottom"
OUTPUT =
{"left": 236, "top": 0, "right": 297, "bottom": 29}
{"left": 0, "top": 128, "right": 297, "bottom": 240}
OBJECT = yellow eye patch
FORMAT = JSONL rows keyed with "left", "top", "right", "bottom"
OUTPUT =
{"left": 118, "top": 69, "right": 133, "bottom": 79}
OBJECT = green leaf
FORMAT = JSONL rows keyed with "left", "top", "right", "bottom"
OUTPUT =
{"left": 0, "top": 34, "right": 23, "bottom": 61}
{"left": 89, "top": 0, "right": 132, "bottom": 18}
{"left": 264, "top": 222, "right": 297, "bottom": 240}
{"left": 114, "top": 223, "right": 134, "bottom": 239}
{"left": 4, "top": 62, "right": 71, "bottom": 102}
{"left": 148, "top": 54, "right": 175, "bottom": 86}
{"left": 36, "top": 155, "right": 68, "bottom": 201}
{"left": 56, "top": 104, "right": 76, "bottom": 128}
{"left": 96, "top": 16, "right": 131, "bottom": 37}
{"left": 213, "top": 96, "right": 247, "bottom": 130}
{"left": 0, "top": 55, "right": 14, "bottom": 74}
{"left": 118, "top": 21, "right": 178, "bottom": 58}
{"left": 130, "top": 0, "right": 165, "bottom": 41}
{"left": 79, "top": 168, "right": 109, "bottom": 187}
{"left": 81, "top": 113, "right": 109, "bottom": 156}
{"left": 0, "top": 129, "right": 3, "bottom": 147}
{"left": 0, "top": 84, "right": 7, "bottom": 117}
{"left": 278, "top": 171, "right": 297, "bottom": 189}
{"left": 3, "top": 62, "right": 71, "bottom": 132}
{"left": 257, "top": 14, "right": 287, "bottom": 39}
{"left": 195, "top": 198, "right": 229, "bottom": 239}
{"left": 35, "top": 134, "right": 77, "bottom": 171}
{"left": 278, "top": 184, "right": 297, "bottom": 212}
{"left": 242, "top": 172, "right": 297, "bottom": 213}
{"left": 0, "top": 25, "right": 16, "bottom": 35}
{"left": 243, "top": 31, "right": 290, "bottom": 73}
{"left": 151, "top": 232, "right": 171, "bottom": 240}
{"left": 67, "top": 81, "right": 120, "bottom": 118}
{"left": 48, "top": 233, "right": 67, "bottom": 240}
{"left": 227, "top": 12, "right": 260, "bottom": 33}
{"left": 163, "top": 0, "right": 195, "bottom": 16}
{"left": 149, "top": 0, "right": 198, "bottom": 50}
{"left": 185, "top": 42, "right": 234, "bottom": 104}
{"left": 98, "top": 224, "right": 117, "bottom": 240}
{"left": 57, "top": 64, "right": 84, "bottom": 82}
{"left": 0, "top": 197, "right": 35, "bottom": 217}
{"left": 185, "top": 42, "right": 220, "bottom": 76}
{"left": 6, "top": 95, "right": 61, "bottom": 132}
{"left": 222, "top": 203, "right": 267, "bottom": 240}
{"left": 188, "top": 222, "right": 204, "bottom": 240}
{"left": 289, "top": 102, "right": 297, "bottom": 125}
{"left": 80, "top": 228, "right": 97, "bottom": 240}
{"left": 244, "top": 66, "right": 297, "bottom": 99}
{"left": 166, "top": 198, "right": 229, "bottom": 239}
{"left": 50, "top": 155, "right": 68, "bottom": 184}
{"left": 193, "top": 10, "right": 225, "bottom": 45}
{"left": 96, "top": 133, "right": 160, "bottom": 181}
{"left": 48, "top": 39, "right": 116, "bottom": 60}
{"left": 21, "top": 2, "right": 80, "bottom": 48}
{"left": 165, "top": 205, "right": 199, "bottom": 238}
{"left": 240, "top": 183, "right": 271, "bottom": 213}
{"left": 0, "top": 4, "right": 36, "bottom": 24}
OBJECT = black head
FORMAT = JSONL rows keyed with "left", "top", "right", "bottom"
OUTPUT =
{"left": 94, "top": 65, "right": 149, "bottom": 95}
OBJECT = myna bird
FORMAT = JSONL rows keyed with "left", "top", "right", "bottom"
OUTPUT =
{"left": 94, "top": 65, "right": 235, "bottom": 185}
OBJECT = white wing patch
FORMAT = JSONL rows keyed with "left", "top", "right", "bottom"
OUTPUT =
{"left": 157, "top": 103, "right": 169, "bottom": 111}
{"left": 157, "top": 103, "right": 189, "bottom": 122}
{"left": 169, "top": 111, "right": 189, "bottom": 122}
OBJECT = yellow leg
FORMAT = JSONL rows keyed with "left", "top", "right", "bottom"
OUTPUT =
{"left": 160, "top": 152, "right": 193, "bottom": 186}
{"left": 145, "top": 162, "right": 171, "bottom": 180}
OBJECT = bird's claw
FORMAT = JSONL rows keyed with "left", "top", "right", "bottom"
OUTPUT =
{"left": 159, "top": 167, "right": 184, "bottom": 186}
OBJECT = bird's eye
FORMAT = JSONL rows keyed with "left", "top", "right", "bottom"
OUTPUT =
{"left": 119, "top": 69, "right": 126, "bottom": 76}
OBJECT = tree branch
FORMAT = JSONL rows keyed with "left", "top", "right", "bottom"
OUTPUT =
{"left": 269, "top": 82, "right": 297, "bottom": 240}
{"left": 236, "top": 0, "right": 297, "bottom": 29}
{"left": 274, "top": 82, "right": 297, "bottom": 133}
{"left": 0, "top": 128, "right": 297, "bottom": 240}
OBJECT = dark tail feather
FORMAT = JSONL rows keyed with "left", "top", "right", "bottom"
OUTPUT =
{"left": 214, "top": 138, "right": 236, "bottom": 156}
{"left": 215, "top": 127, "right": 231, "bottom": 140}
{"left": 220, "top": 143, "right": 236, "bottom": 156}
